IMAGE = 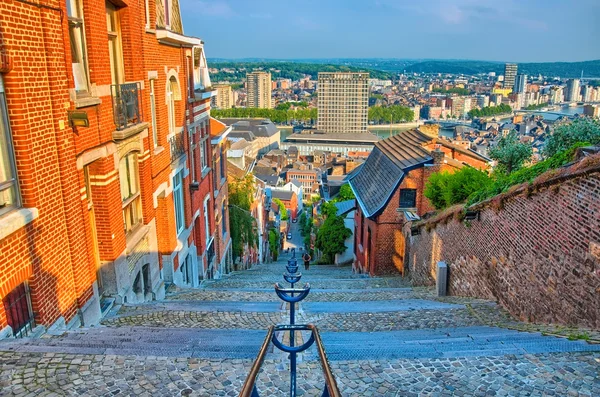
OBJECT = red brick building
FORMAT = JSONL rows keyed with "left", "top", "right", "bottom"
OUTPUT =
{"left": 270, "top": 189, "right": 299, "bottom": 220}
{"left": 349, "top": 129, "right": 488, "bottom": 276}
{"left": 0, "top": 0, "right": 223, "bottom": 338}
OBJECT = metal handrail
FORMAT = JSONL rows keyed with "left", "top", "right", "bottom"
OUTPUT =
{"left": 274, "top": 283, "right": 311, "bottom": 303}
{"left": 238, "top": 325, "right": 275, "bottom": 397}
{"left": 309, "top": 324, "right": 341, "bottom": 397}
{"left": 238, "top": 324, "right": 341, "bottom": 397}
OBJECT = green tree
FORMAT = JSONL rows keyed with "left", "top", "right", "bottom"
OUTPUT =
{"left": 544, "top": 118, "right": 600, "bottom": 157}
{"left": 424, "top": 167, "right": 492, "bottom": 210}
{"left": 268, "top": 229, "right": 279, "bottom": 261}
{"left": 228, "top": 175, "right": 258, "bottom": 262}
{"left": 333, "top": 184, "right": 356, "bottom": 202}
{"left": 315, "top": 213, "right": 352, "bottom": 264}
{"left": 273, "top": 198, "right": 288, "bottom": 220}
{"left": 489, "top": 131, "right": 532, "bottom": 174}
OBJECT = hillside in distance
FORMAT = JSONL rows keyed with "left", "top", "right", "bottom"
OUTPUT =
{"left": 404, "top": 59, "right": 600, "bottom": 77}
{"left": 209, "top": 58, "right": 600, "bottom": 79}
{"left": 208, "top": 61, "right": 393, "bottom": 83}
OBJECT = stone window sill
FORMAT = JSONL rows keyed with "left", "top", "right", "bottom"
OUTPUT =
{"left": 154, "top": 145, "right": 165, "bottom": 155}
{"left": 201, "top": 167, "right": 211, "bottom": 179}
{"left": 0, "top": 208, "right": 39, "bottom": 241}
{"left": 113, "top": 122, "right": 149, "bottom": 141}
{"left": 75, "top": 96, "right": 102, "bottom": 109}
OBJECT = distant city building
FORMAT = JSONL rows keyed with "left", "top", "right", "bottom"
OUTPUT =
{"left": 583, "top": 104, "right": 599, "bottom": 119}
{"left": 281, "top": 131, "right": 380, "bottom": 156}
{"left": 448, "top": 97, "right": 471, "bottom": 118}
{"left": 411, "top": 105, "right": 421, "bottom": 121}
{"left": 368, "top": 79, "right": 392, "bottom": 87}
{"left": 514, "top": 74, "right": 527, "bottom": 94}
{"left": 477, "top": 95, "right": 490, "bottom": 109}
{"left": 317, "top": 72, "right": 369, "bottom": 134}
{"left": 246, "top": 71, "right": 272, "bottom": 108}
{"left": 220, "top": 118, "right": 280, "bottom": 158}
{"left": 503, "top": 63, "right": 518, "bottom": 90}
{"left": 565, "top": 79, "right": 581, "bottom": 102}
{"left": 213, "top": 84, "right": 234, "bottom": 109}
{"left": 549, "top": 87, "right": 564, "bottom": 104}
{"left": 581, "top": 85, "right": 593, "bottom": 102}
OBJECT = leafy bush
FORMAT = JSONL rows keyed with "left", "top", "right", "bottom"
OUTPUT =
{"left": 315, "top": 214, "right": 352, "bottom": 264}
{"left": 424, "top": 167, "right": 492, "bottom": 210}
{"left": 489, "top": 131, "right": 532, "bottom": 175}
{"left": 268, "top": 229, "right": 280, "bottom": 261}
{"left": 466, "top": 142, "right": 589, "bottom": 205}
{"left": 544, "top": 118, "right": 600, "bottom": 157}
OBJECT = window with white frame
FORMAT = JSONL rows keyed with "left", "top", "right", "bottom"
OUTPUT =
{"left": 173, "top": 170, "right": 185, "bottom": 234}
{"left": 167, "top": 76, "right": 177, "bottom": 134}
{"left": 0, "top": 78, "right": 19, "bottom": 216}
{"left": 150, "top": 79, "right": 157, "bottom": 148}
{"left": 200, "top": 139, "right": 208, "bottom": 170}
{"left": 144, "top": 0, "right": 150, "bottom": 28}
{"left": 203, "top": 195, "right": 210, "bottom": 241}
{"left": 106, "top": 2, "right": 124, "bottom": 85}
{"left": 221, "top": 200, "right": 227, "bottom": 237}
{"left": 119, "top": 152, "right": 142, "bottom": 235}
{"left": 67, "top": 0, "right": 90, "bottom": 94}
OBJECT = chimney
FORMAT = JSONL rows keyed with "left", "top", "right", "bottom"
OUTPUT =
{"left": 432, "top": 147, "right": 445, "bottom": 164}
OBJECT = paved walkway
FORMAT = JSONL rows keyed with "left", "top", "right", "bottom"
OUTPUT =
{"left": 1, "top": 252, "right": 599, "bottom": 396}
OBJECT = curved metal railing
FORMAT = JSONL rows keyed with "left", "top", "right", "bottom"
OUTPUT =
{"left": 239, "top": 250, "right": 341, "bottom": 397}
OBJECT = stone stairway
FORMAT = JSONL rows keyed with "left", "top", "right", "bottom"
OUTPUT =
{"left": 0, "top": 254, "right": 598, "bottom": 396}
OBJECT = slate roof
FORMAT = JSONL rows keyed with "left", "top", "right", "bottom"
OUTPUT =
{"left": 255, "top": 174, "right": 279, "bottom": 186}
{"left": 270, "top": 190, "right": 295, "bottom": 201}
{"left": 219, "top": 118, "right": 279, "bottom": 138}
{"left": 349, "top": 129, "right": 433, "bottom": 218}
{"left": 335, "top": 200, "right": 357, "bottom": 216}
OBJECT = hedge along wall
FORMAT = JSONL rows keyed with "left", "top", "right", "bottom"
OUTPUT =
{"left": 406, "top": 156, "right": 600, "bottom": 329}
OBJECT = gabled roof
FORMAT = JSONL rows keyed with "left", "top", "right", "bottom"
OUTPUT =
{"left": 271, "top": 189, "right": 295, "bottom": 201}
{"left": 349, "top": 129, "right": 434, "bottom": 218}
{"left": 227, "top": 161, "right": 247, "bottom": 179}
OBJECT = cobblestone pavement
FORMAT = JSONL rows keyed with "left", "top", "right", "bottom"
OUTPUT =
{"left": 1, "top": 351, "right": 598, "bottom": 396}
{"left": 1, "top": 258, "right": 599, "bottom": 396}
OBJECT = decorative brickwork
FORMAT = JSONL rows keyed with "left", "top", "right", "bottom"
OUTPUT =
{"left": 407, "top": 167, "right": 600, "bottom": 329}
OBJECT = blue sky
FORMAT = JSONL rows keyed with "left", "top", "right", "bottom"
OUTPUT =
{"left": 180, "top": 0, "right": 600, "bottom": 62}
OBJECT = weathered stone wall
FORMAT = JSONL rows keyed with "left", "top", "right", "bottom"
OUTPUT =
{"left": 407, "top": 168, "right": 600, "bottom": 329}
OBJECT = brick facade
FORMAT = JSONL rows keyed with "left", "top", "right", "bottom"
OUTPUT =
{"left": 406, "top": 165, "right": 600, "bottom": 329}
{"left": 0, "top": 0, "right": 221, "bottom": 338}
{"left": 354, "top": 161, "right": 458, "bottom": 276}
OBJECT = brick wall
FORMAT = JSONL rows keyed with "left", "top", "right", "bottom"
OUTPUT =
{"left": 407, "top": 167, "right": 600, "bottom": 329}
{"left": 0, "top": 0, "right": 96, "bottom": 330}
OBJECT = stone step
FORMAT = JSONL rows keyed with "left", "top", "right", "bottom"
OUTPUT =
{"left": 2, "top": 325, "right": 598, "bottom": 361}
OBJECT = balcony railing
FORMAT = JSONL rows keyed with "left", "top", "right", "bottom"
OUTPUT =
{"left": 111, "top": 83, "right": 142, "bottom": 130}
{"left": 169, "top": 130, "right": 185, "bottom": 161}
